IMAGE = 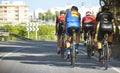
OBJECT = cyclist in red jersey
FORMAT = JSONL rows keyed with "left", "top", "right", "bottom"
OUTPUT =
{"left": 82, "top": 11, "right": 97, "bottom": 55}
{"left": 55, "top": 10, "right": 66, "bottom": 54}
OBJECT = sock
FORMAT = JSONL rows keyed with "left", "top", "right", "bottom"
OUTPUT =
{"left": 65, "top": 48, "right": 70, "bottom": 54}
{"left": 75, "top": 44, "right": 79, "bottom": 50}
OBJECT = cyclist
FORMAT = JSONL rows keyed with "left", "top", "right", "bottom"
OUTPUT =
{"left": 96, "top": 5, "right": 114, "bottom": 62}
{"left": 82, "top": 11, "right": 97, "bottom": 55}
{"left": 64, "top": 6, "right": 81, "bottom": 59}
{"left": 55, "top": 10, "right": 66, "bottom": 54}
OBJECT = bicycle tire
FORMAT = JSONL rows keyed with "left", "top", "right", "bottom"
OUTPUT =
{"left": 70, "top": 42, "right": 76, "bottom": 67}
{"left": 87, "top": 45, "right": 92, "bottom": 58}
{"left": 60, "top": 34, "right": 65, "bottom": 58}
{"left": 61, "top": 47, "right": 64, "bottom": 58}
{"left": 102, "top": 42, "right": 109, "bottom": 70}
{"left": 105, "top": 43, "right": 109, "bottom": 70}
{"left": 86, "top": 32, "right": 92, "bottom": 58}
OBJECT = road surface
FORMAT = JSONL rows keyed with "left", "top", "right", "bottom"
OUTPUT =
{"left": 0, "top": 40, "right": 120, "bottom": 73}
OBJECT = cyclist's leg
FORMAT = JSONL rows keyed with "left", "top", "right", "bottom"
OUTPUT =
{"left": 75, "top": 28, "right": 80, "bottom": 54}
{"left": 83, "top": 25, "right": 87, "bottom": 46}
{"left": 97, "top": 29, "right": 104, "bottom": 62}
{"left": 65, "top": 28, "right": 72, "bottom": 59}
{"left": 107, "top": 32, "right": 113, "bottom": 56}
{"left": 57, "top": 30, "right": 62, "bottom": 54}
{"left": 91, "top": 30, "right": 96, "bottom": 55}
{"left": 57, "top": 34, "right": 61, "bottom": 54}
{"left": 83, "top": 29, "right": 87, "bottom": 46}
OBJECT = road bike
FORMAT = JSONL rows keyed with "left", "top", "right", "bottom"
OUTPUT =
{"left": 101, "top": 34, "right": 111, "bottom": 70}
{"left": 69, "top": 28, "right": 78, "bottom": 67}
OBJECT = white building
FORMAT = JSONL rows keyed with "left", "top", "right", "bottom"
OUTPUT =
{"left": 0, "top": 0, "right": 30, "bottom": 23}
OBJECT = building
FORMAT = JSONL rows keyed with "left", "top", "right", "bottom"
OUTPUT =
{"left": 0, "top": 0, "right": 30, "bottom": 23}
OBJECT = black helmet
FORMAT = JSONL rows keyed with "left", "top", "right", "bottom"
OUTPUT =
{"left": 60, "top": 10, "right": 66, "bottom": 14}
{"left": 102, "top": 5, "right": 109, "bottom": 11}
{"left": 71, "top": 6, "right": 78, "bottom": 11}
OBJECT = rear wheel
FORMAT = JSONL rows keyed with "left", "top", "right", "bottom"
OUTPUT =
{"left": 102, "top": 43, "right": 109, "bottom": 70}
{"left": 87, "top": 45, "right": 92, "bottom": 58}
{"left": 70, "top": 43, "right": 76, "bottom": 67}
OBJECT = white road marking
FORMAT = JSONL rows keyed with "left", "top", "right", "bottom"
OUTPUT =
{"left": 80, "top": 49, "right": 120, "bottom": 73}
{"left": 0, "top": 48, "right": 23, "bottom": 61}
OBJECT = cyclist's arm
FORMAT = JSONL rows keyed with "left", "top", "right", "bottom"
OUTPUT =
{"left": 55, "top": 17, "right": 59, "bottom": 34}
{"left": 63, "top": 17, "right": 66, "bottom": 32}
{"left": 81, "top": 17, "right": 85, "bottom": 32}
{"left": 92, "top": 16, "right": 97, "bottom": 32}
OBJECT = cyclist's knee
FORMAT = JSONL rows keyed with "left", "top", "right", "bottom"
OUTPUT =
{"left": 65, "top": 40, "right": 70, "bottom": 48}
{"left": 97, "top": 41, "right": 102, "bottom": 49}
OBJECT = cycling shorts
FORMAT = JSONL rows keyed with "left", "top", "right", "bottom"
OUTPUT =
{"left": 83, "top": 23, "right": 94, "bottom": 32}
{"left": 57, "top": 21, "right": 64, "bottom": 35}
{"left": 66, "top": 26, "right": 80, "bottom": 36}
{"left": 98, "top": 23, "right": 113, "bottom": 41}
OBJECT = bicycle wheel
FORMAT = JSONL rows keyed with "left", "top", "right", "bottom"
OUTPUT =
{"left": 70, "top": 39, "right": 76, "bottom": 67}
{"left": 105, "top": 43, "right": 110, "bottom": 70}
{"left": 60, "top": 37, "right": 65, "bottom": 58}
{"left": 86, "top": 33, "right": 92, "bottom": 58}
{"left": 102, "top": 43, "right": 109, "bottom": 70}
{"left": 87, "top": 45, "right": 92, "bottom": 58}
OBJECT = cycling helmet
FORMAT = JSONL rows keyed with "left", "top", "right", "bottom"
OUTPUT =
{"left": 86, "top": 11, "right": 91, "bottom": 16}
{"left": 60, "top": 10, "right": 66, "bottom": 14}
{"left": 102, "top": 5, "right": 109, "bottom": 11}
{"left": 71, "top": 6, "right": 78, "bottom": 11}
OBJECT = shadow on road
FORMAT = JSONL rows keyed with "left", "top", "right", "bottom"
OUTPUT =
{"left": 0, "top": 40, "right": 120, "bottom": 69}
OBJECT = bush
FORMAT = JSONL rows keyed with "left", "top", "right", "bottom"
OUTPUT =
{"left": 0, "top": 24, "right": 56, "bottom": 41}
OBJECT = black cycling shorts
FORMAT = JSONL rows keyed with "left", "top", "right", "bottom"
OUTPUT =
{"left": 83, "top": 23, "right": 94, "bottom": 32}
{"left": 97, "top": 23, "right": 113, "bottom": 41}
{"left": 66, "top": 26, "right": 80, "bottom": 36}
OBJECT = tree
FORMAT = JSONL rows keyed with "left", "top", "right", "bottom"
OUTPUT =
{"left": 45, "top": 10, "right": 53, "bottom": 21}
{"left": 39, "top": 12, "right": 44, "bottom": 20}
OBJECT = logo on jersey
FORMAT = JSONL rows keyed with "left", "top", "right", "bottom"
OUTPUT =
{"left": 72, "top": 11, "right": 79, "bottom": 17}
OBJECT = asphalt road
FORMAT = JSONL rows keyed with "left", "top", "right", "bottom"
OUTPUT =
{"left": 0, "top": 40, "right": 120, "bottom": 73}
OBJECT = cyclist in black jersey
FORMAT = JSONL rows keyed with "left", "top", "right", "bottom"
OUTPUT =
{"left": 96, "top": 5, "right": 114, "bottom": 62}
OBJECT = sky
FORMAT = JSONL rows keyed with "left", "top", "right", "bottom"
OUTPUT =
{"left": 0, "top": 0, "right": 100, "bottom": 11}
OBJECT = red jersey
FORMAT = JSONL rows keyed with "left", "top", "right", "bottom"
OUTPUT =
{"left": 56, "top": 15, "right": 65, "bottom": 24}
{"left": 82, "top": 15, "right": 95, "bottom": 24}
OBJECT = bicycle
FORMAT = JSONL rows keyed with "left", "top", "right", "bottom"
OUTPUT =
{"left": 69, "top": 28, "right": 78, "bottom": 67}
{"left": 86, "top": 30, "right": 92, "bottom": 58}
{"left": 101, "top": 34, "right": 111, "bottom": 70}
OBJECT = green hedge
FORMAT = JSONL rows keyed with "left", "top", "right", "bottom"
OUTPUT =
{"left": 0, "top": 24, "right": 56, "bottom": 41}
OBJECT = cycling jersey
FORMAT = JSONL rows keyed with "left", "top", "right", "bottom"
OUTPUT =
{"left": 82, "top": 15, "right": 96, "bottom": 32}
{"left": 56, "top": 15, "right": 65, "bottom": 35}
{"left": 96, "top": 12, "right": 113, "bottom": 33}
{"left": 96, "top": 12, "right": 113, "bottom": 24}
{"left": 96, "top": 11, "right": 114, "bottom": 41}
{"left": 82, "top": 15, "right": 95, "bottom": 24}
{"left": 65, "top": 11, "right": 80, "bottom": 29}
